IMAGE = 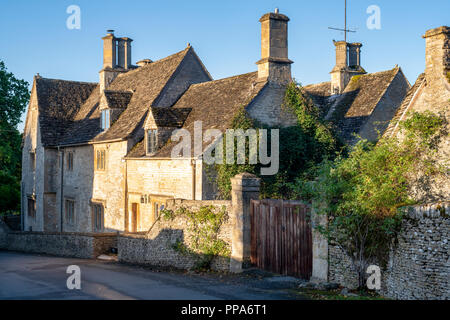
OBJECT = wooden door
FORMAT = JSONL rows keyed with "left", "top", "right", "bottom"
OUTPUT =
{"left": 250, "top": 199, "right": 312, "bottom": 280}
{"left": 131, "top": 203, "right": 139, "bottom": 233}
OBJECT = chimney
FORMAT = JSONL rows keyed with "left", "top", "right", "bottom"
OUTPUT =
{"left": 423, "top": 26, "right": 450, "bottom": 87}
{"left": 348, "top": 43, "right": 362, "bottom": 69}
{"left": 102, "top": 30, "right": 116, "bottom": 69}
{"left": 99, "top": 30, "right": 132, "bottom": 91}
{"left": 330, "top": 41, "right": 366, "bottom": 94}
{"left": 117, "top": 37, "right": 133, "bottom": 69}
{"left": 256, "top": 9, "right": 293, "bottom": 84}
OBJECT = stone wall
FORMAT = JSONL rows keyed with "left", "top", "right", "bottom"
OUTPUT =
{"left": 0, "top": 219, "right": 9, "bottom": 248}
{"left": 246, "top": 82, "right": 297, "bottom": 127}
{"left": 0, "top": 230, "right": 117, "bottom": 259}
{"left": 118, "top": 199, "right": 232, "bottom": 271}
{"left": 154, "top": 48, "right": 211, "bottom": 107}
{"left": 92, "top": 141, "right": 128, "bottom": 232}
{"left": 61, "top": 145, "right": 95, "bottom": 233}
{"left": 328, "top": 202, "right": 450, "bottom": 300}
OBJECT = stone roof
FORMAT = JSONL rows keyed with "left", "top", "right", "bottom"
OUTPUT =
{"left": 56, "top": 47, "right": 192, "bottom": 146}
{"left": 126, "top": 72, "right": 267, "bottom": 158}
{"left": 92, "top": 48, "right": 191, "bottom": 143}
{"left": 58, "top": 85, "right": 102, "bottom": 146}
{"left": 34, "top": 77, "right": 97, "bottom": 147}
{"left": 303, "top": 81, "right": 335, "bottom": 117}
{"left": 305, "top": 67, "right": 402, "bottom": 142}
{"left": 104, "top": 90, "right": 133, "bottom": 109}
{"left": 150, "top": 107, "right": 191, "bottom": 128}
{"left": 383, "top": 73, "right": 426, "bottom": 138}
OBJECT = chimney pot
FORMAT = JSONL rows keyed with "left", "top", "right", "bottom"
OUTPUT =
{"left": 117, "top": 37, "right": 133, "bottom": 69}
{"left": 330, "top": 41, "right": 366, "bottom": 94}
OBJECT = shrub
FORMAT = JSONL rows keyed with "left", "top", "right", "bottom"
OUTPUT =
{"left": 295, "top": 111, "right": 446, "bottom": 289}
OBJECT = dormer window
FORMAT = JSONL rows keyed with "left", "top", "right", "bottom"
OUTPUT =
{"left": 147, "top": 129, "right": 158, "bottom": 154}
{"left": 101, "top": 109, "right": 110, "bottom": 130}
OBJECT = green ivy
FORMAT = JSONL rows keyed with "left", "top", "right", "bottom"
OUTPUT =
{"left": 164, "top": 206, "right": 230, "bottom": 270}
{"left": 213, "top": 82, "right": 341, "bottom": 199}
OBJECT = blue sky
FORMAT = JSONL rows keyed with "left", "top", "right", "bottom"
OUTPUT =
{"left": 1, "top": 0, "right": 449, "bottom": 132}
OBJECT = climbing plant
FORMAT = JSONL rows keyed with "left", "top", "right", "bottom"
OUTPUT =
{"left": 213, "top": 81, "right": 341, "bottom": 200}
{"left": 162, "top": 205, "right": 230, "bottom": 270}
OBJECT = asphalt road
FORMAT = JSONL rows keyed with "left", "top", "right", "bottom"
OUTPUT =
{"left": 0, "top": 251, "right": 305, "bottom": 300}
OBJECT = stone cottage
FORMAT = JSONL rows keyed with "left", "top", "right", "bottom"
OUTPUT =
{"left": 304, "top": 41, "right": 410, "bottom": 144}
{"left": 21, "top": 10, "right": 408, "bottom": 234}
{"left": 384, "top": 26, "right": 450, "bottom": 202}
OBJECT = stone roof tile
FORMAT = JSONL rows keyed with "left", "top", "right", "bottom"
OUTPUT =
{"left": 35, "top": 78, "right": 97, "bottom": 146}
{"left": 126, "top": 72, "right": 267, "bottom": 158}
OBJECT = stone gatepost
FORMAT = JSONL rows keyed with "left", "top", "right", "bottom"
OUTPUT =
{"left": 229, "top": 173, "right": 261, "bottom": 273}
{"left": 311, "top": 201, "right": 329, "bottom": 283}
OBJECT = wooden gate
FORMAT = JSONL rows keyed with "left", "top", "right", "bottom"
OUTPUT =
{"left": 250, "top": 199, "right": 312, "bottom": 279}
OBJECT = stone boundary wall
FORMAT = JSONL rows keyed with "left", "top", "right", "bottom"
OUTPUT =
{"left": 329, "top": 202, "right": 450, "bottom": 300}
{"left": 0, "top": 219, "right": 9, "bottom": 248}
{"left": 0, "top": 230, "right": 117, "bottom": 259}
{"left": 118, "top": 199, "right": 233, "bottom": 271}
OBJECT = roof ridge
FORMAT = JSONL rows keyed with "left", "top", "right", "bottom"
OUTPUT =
{"left": 153, "top": 47, "right": 190, "bottom": 64}
{"left": 36, "top": 77, "right": 98, "bottom": 85}
{"left": 189, "top": 71, "right": 257, "bottom": 87}
{"left": 360, "top": 67, "right": 398, "bottom": 78}
{"left": 113, "top": 47, "right": 190, "bottom": 79}
{"left": 104, "top": 89, "right": 133, "bottom": 94}
{"left": 304, "top": 81, "right": 331, "bottom": 87}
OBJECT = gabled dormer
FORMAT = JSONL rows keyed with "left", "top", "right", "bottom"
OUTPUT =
{"left": 99, "top": 90, "right": 133, "bottom": 131}
{"left": 144, "top": 107, "right": 191, "bottom": 156}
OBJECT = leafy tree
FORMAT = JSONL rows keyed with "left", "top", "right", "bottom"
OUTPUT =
{"left": 296, "top": 111, "right": 446, "bottom": 289}
{"left": 0, "top": 60, "right": 30, "bottom": 214}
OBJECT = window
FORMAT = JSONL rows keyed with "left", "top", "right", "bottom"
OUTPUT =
{"left": 67, "top": 152, "right": 74, "bottom": 171}
{"left": 92, "top": 204, "right": 104, "bottom": 232}
{"left": 27, "top": 198, "right": 36, "bottom": 219}
{"left": 65, "top": 199, "right": 75, "bottom": 225}
{"left": 101, "top": 109, "right": 110, "bottom": 130}
{"left": 96, "top": 150, "right": 106, "bottom": 171}
{"left": 29, "top": 152, "right": 36, "bottom": 171}
{"left": 147, "top": 129, "right": 158, "bottom": 154}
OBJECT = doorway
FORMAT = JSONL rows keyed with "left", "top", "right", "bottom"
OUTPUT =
{"left": 131, "top": 203, "right": 139, "bottom": 233}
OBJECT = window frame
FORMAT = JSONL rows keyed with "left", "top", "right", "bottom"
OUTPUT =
{"left": 92, "top": 203, "right": 104, "bottom": 232}
{"left": 101, "top": 109, "right": 111, "bottom": 131}
{"left": 67, "top": 151, "right": 74, "bottom": 171}
{"left": 65, "top": 199, "right": 75, "bottom": 225}
{"left": 29, "top": 151, "right": 36, "bottom": 171}
{"left": 146, "top": 129, "right": 158, "bottom": 154}
{"left": 27, "top": 197, "right": 36, "bottom": 219}
{"left": 95, "top": 149, "right": 106, "bottom": 171}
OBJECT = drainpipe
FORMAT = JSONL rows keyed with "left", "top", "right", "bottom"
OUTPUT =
{"left": 20, "top": 181, "right": 24, "bottom": 231}
{"left": 191, "top": 159, "right": 196, "bottom": 200}
{"left": 58, "top": 147, "right": 64, "bottom": 233}
{"left": 124, "top": 158, "right": 128, "bottom": 232}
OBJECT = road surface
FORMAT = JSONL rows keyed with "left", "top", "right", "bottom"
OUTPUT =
{"left": 0, "top": 251, "right": 305, "bottom": 300}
